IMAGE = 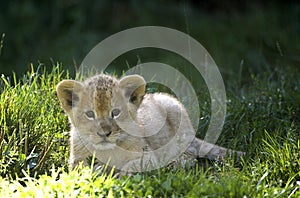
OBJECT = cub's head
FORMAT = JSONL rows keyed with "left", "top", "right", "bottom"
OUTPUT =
{"left": 56, "top": 74, "right": 146, "bottom": 150}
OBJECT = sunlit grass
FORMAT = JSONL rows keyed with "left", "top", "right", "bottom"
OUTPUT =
{"left": 0, "top": 65, "right": 299, "bottom": 197}
{"left": 0, "top": 65, "right": 69, "bottom": 178}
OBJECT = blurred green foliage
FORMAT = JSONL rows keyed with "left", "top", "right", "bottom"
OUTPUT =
{"left": 0, "top": 0, "right": 299, "bottom": 81}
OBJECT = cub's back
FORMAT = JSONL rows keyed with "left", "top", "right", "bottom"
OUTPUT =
{"left": 138, "top": 93, "right": 194, "bottom": 150}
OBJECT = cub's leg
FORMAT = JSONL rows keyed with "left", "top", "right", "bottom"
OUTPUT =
{"left": 186, "top": 138, "right": 245, "bottom": 161}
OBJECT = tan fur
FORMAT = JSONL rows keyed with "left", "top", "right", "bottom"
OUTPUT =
{"left": 56, "top": 74, "right": 244, "bottom": 172}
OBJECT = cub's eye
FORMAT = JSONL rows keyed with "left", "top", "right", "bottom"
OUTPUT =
{"left": 111, "top": 108, "right": 121, "bottom": 118}
{"left": 85, "top": 111, "right": 95, "bottom": 119}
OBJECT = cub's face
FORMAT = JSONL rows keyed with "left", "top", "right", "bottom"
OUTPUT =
{"left": 56, "top": 74, "right": 146, "bottom": 150}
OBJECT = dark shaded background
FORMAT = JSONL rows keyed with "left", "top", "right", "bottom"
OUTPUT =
{"left": 0, "top": 0, "right": 299, "bottom": 80}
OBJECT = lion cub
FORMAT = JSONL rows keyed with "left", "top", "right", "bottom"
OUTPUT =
{"left": 56, "top": 74, "right": 244, "bottom": 172}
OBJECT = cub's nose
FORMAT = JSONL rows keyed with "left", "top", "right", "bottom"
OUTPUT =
{"left": 97, "top": 131, "right": 112, "bottom": 138}
{"left": 105, "top": 131, "right": 112, "bottom": 137}
{"left": 97, "top": 119, "right": 113, "bottom": 138}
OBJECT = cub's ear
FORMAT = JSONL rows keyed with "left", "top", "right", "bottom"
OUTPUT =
{"left": 56, "top": 80, "right": 84, "bottom": 113}
{"left": 119, "top": 75, "right": 146, "bottom": 106}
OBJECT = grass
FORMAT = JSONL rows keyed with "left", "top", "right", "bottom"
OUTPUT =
{"left": 0, "top": 65, "right": 69, "bottom": 177}
{"left": 0, "top": 65, "right": 299, "bottom": 197}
